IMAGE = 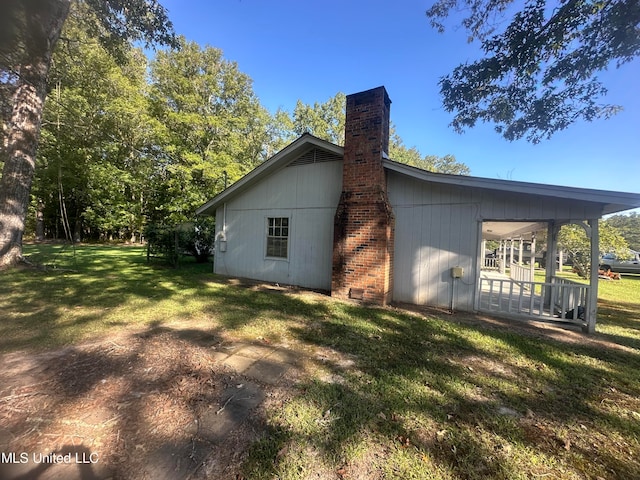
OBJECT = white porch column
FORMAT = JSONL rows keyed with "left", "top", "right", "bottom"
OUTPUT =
{"left": 508, "top": 238, "right": 514, "bottom": 266}
{"left": 499, "top": 240, "right": 506, "bottom": 274}
{"left": 530, "top": 234, "right": 536, "bottom": 280}
{"left": 558, "top": 250, "right": 564, "bottom": 272}
{"left": 518, "top": 238, "right": 524, "bottom": 266}
{"left": 585, "top": 218, "right": 599, "bottom": 333}
{"left": 545, "top": 222, "right": 559, "bottom": 308}
{"left": 546, "top": 222, "right": 558, "bottom": 283}
{"left": 481, "top": 239, "right": 487, "bottom": 267}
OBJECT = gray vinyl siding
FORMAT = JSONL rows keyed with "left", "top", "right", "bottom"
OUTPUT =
{"left": 389, "top": 172, "right": 478, "bottom": 310}
{"left": 388, "top": 171, "right": 604, "bottom": 311}
{"left": 214, "top": 159, "right": 342, "bottom": 290}
{"left": 213, "top": 157, "right": 609, "bottom": 306}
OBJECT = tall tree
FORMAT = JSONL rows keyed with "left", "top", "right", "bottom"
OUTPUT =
{"left": 34, "top": 7, "right": 156, "bottom": 242}
{"left": 605, "top": 212, "right": 640, "bottom": 251}
{"left": 148, "top": 38, "right": 271, "bottom": 224}
{"left": 389, "top": 130, "right": 471, "bottom": 175}
{"left": 0, "top": 0, "right": 176, "bottom": 267}
{"left": 291, "top": 93, "right": 346, "bottom": 146}
{"left": 558, "top": 221, "right": 628, "bottom": 277}
{"left": 426, "top": 0, "right": 640, "bottom": 142}
{"left": 274, "top": 92, "right": 470, "bottom": 174}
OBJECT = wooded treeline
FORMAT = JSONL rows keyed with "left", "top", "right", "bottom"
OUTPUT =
{"left": 0, "top": 4, "right": 467, "bottom": 244}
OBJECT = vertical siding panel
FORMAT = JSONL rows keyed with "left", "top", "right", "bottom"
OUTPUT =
{"left": 451, "top": 201, "right": 461, "bottom": 310}
{"left": 390, "top": 177, "right": 481, "bottom": 310}
{"left": 436, "top": 203, "right": 451, "bottom": 307}
{"left": 419, "top": 185, "right": 432, "bottom": 304}
{"left": 215, "top": 156, "right": 342, "bottom": 290}
{"left": 393, "top": 174, "right": 418, "bottom": 303}
{"left": 394, "top": 206, "right": 412, "bottom": 303}
{"left": 428, "top": 203, "right": 442, "bottom": 306}
{"left": 459, "top": 206, "right": 476, "bottom": 311}
{"left": 290, "top": 209, "right": 334, "bottom": 289}
{"left": 414, "top": 210, "right": 422, "bottom": 304}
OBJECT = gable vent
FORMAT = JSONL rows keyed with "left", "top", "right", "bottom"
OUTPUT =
{"left": 288, "top": 148, "right": 342, "bottom": 167}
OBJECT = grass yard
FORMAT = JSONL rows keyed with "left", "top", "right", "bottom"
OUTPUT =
{"left": 1, "top": 245, "right": 639, "bottom": 479}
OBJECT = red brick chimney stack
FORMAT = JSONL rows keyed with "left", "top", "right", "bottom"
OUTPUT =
{"left": 332, "top": 86, "right": 395, "bottom": 304}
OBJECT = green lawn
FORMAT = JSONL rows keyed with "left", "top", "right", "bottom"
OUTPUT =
{"left": 2, "top": 245, "right": 639, "bottom": 479}
{"left": 534, "top": 268, "right": 640, "bottom": 350}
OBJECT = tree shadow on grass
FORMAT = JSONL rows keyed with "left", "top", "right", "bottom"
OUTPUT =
{"left": 3, "top": 250, "right": 639, "bottom": 478}
{"left": 597, "top": 298, "right": 640, "bottom": 350}
{"left": 0, "top": 321, "right": 268, "bottom": 480}
{"left": 241, "top": 302, "right": 640, "bottom": 479}
{"left": 0, "top": 249, "right": 216, "bottom": 353}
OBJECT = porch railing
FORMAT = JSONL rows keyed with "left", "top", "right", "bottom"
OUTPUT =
{"left": 550, "top": 276, "right": 589, "bottom": 321}
{"left": 509, "top": 262, "right": 532, "bottom": 285}
{"left": 479, "top": 276, "right": 589, "bottom": 324}
{"left": 483, "top": 257, "right": 500, "bottom": 270}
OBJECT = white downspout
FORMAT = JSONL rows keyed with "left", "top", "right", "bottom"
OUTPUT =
{"left": 223, "top": 202, "right": 227, "bottom": 234}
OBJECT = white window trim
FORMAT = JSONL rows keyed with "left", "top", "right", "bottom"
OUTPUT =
{"left": 265, "top": 216, "right": 290, "bottom": 261}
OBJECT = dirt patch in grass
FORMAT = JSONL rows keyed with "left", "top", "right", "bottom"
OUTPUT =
{"left": 0, "top": 326, "right": 298, "bottom": 480}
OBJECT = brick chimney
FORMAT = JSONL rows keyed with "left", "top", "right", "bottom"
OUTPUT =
{"left": 332, "top": 86, "right": 394, "bottom": 304}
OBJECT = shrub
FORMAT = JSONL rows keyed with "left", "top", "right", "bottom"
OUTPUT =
{"left": 145, "top": 217, "right": 215, "bottom": 267}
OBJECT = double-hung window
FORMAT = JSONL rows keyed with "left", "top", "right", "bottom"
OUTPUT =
{"left": 266, "top": 217, "right": 289, "bottom": 259}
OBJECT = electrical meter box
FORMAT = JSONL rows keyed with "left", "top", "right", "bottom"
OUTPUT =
{"left": 451, "top": 266, "right": 464, "bottom": 278}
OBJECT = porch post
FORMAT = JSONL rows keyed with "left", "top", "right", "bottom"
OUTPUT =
{"left": 508, "top": 238, "right": 514, "bottom": 266}
{"left": 518, "top": 238, "right": 524, "bottom": 265}
{"left": 558, "top": 250, "right": 564, "bottom": 272}
{"left": 530, "top": 234, "right": 536, "bottom": 279}
{"left": 585, "top": 218, "right": 599, "bottom": 333}
{"left": 546, "top": 222, "right": 558, "bottom": 283}
{"left": 481, "top": 239, "right": 487, "bottom": 267}
{"left": 545, "top": 222, "right": 559, "bottom": 308}
{"left": 474, "top": 221, "right": 484, "bottom": 311}
{"left": 499, "top": 240, "right": 506, "bottom": 274}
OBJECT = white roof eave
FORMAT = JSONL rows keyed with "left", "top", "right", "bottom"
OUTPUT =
{"left": 383, "top": 159, "right": 640, "bottom": 215}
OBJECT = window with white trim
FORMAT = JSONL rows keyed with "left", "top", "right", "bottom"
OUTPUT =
{"left": 266, "top": 217, "right": 289, "bottom": 259}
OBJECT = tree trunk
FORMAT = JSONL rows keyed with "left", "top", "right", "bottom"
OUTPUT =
{"left": 0, "top": 0, "right": 70, "bottom": 267}
{"left": 35, "top": 198, "right": 44, "bottom": 241}
{"left": 73, "top": 212, "right": 82, "bottom": 243}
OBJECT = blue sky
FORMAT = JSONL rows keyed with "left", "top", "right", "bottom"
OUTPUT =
{"left": 159, "top": 0, "right": 639, "bottom": 195}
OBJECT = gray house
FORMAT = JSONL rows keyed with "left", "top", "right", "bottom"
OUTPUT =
{"left": 197, "top": 86, "right": 640, "bottom": 332}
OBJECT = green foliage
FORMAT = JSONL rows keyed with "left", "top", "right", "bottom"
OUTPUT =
{"left": 29, "top": 22, "right": 273, "bottom": 240}
{"left": 33, "top": 7, "right": 153, "bottom": 242}
{"left": 426, "top": 0, "right": 640, "bottom": 142}
{"left": 0, "top": 0, "right": 177, "bottom": 266}
{"left": 605, "top": 212, "right": 640, "bottom": 251}
{"left": 145, "top": 224, "right": 185, "bottom": 267}
{"left": 390, "top": 129, "right": 471, "bottom": 175}
{"left": 558, "top": 221, "right": 629, "bottom": 277}
{"left": 273, "top": 92, "right": 471, "bottom": 174}
{"left": 2, "top": 0, "right": 176, "bottom": 65}
{"left": 147, "top": 37, "right": 272, "bottom": 224}
{"left": 83, "top": 0, "right": 178, "bottom": 57}
{"left": 189, "top": 216, "right": 216, "bottom": 263}
{"left": 145, "top": 217, "right": 215, "bottom": 267}
{"left": 268, "top": 92, "right": 346, "bottom": 146}
{"left": 292, "top": 93, "right": 346, "bottom": 145}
